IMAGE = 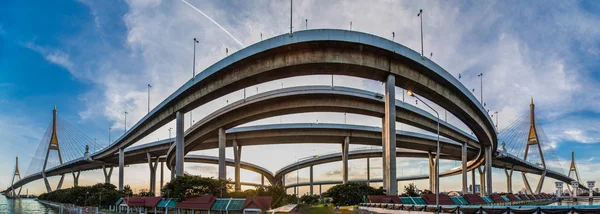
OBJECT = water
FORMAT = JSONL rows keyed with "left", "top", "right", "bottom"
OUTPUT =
{"left": 548, "top": 200, "right": 600, "bottom": 206}
{"left": 0, "top": 195, "right": 57, "bottom": 213}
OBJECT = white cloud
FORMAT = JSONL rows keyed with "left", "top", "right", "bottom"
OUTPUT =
{"left": 564, "top": 129, "right": 600, "bottom": 144}
{"left": 23, "top": 43, "right": 77, "bottom": 77}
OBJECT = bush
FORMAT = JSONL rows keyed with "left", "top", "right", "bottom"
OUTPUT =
{"left": 137, "top": 189, "right": 154, "bottom": 197}
{"left": 161, "top": 175, "right": 229, "bottom": 201}
{"left": 300, "top": 194, "right": 320, "bottom": 205}
{"left": 38, "top": 183, "right": 122, "bottom": 207}
{"left": 323, "top": 182, "right": 385, "bottom": 206}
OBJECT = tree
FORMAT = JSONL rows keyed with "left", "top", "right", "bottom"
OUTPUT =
{"left": 137, "top": 189, "right": 154, "bottom": 197}
{"left": 300, "top": 194, "right": 320, "bottom": 206}
{"left": 121, "top": 185, "right": 133, "bottom": 197}
{"left": 38, "top": 183, "right": 122, "bottom": 207}
{"left": 420, "top": 189, "right": 432, "bottom": 195}
{"left": 403, "top": 183, "right": 419, "bottom": 197}
{"left": 323, "top": 182, "right": 385, "bottom": 206}
{"left": 161, "top": 175, "right": 229, "bottom": 201}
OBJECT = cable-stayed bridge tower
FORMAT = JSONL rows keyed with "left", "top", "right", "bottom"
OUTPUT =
{"left": 41, "top": 105, "right": 65, "bottom": 193}
{"left": 566, "top": 149, "right": 582, "bottom": 196}
{"left": 10, "top": 157, "right": 21, "bottom": 197}
{"left": 521, "top": 98, "right": 547, "bottom": 195}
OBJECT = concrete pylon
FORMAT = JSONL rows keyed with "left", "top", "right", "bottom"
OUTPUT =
{"left": 72, "top": 170, "right": 81, "bottom": 187}
{"left": 478, "top": 166, "right": 486, "bottom": 196}
{"left": 504, "top": 167, "right": 514, "bottom": 193}
{"left": 428, "top": 152, "right": 436, "bottom": 192}
{"left": 10, "top": 156, "right": 22, "bottom": 197}
{"left": 102, "top": 165, "right": 113, "bottom": 184}
{"left": 119, "top": 148, "right": 124, "bottom": 191}
{"left": 175, "top": 111, "right": 185, "bottom": 177}
{"left": 521, "top": 98, "right": 547, "bottom": 195}
{"left": 461, "top": 143, "right": 468, "bottom": 195}
{"left": 42, "top": 105, "right": 65, "bottom": 193}
{"left": 218, "top": 127, "right": 226, "bottom": 180}
{"left": 233, "top": 140, "right": 242, "bottom": 191}
{"left": 309, "top": 165, "right": 314, "bottom": 195}
{"left": 146, "top": 152, "right": 159, "bottom": 195}
{"left": 342, "top": 136, "right": 349, "bottom": 184}
{"left": 382, "top": 74, "right": 397, "bottom": 196}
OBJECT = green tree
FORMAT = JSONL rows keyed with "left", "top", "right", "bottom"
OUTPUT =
{"left": 403, "top": 183, "right": 419, "bottom": 197}
{"left": 136, "top": 189, "right": 154, "bottom": 197}
{"left": 300, "top": 194, "right": 320, "bottom": 206}
{"left": 38, "top": 183, "right": 122, "bottom": 207}
{"left": 323, "top": 182, "right": 385, "bottom": 206}
{"left": 161, "top": 175, "right": 229, "bottom": 201}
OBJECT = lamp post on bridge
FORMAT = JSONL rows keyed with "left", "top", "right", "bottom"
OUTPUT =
{"left": 108, "top": 127, "right": 111, "bottom": 145}
{"left": 124, "top": 111, "right": 128, "bottom": 133}
{"left": 477, "top": 73, "right": 483, "bottom": 105}
{"left": 191, "top": 38, "right": 199, "bottom": 128}
{"left": 147, "top": 84, "right": 152, "bottom": 113}
{"left": 406, "top": 90, "right": 440, "bottom": 207}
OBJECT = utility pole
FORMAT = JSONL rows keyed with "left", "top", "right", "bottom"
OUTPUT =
{"left": 108, "top": 127, "right": 111, "bottom": 145}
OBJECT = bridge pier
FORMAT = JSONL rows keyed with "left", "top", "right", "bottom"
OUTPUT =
{"left": 382, "top": 74, "right": 397, "bottom": 196}
{"left": 103, "top": 165, "right": 113, "bottom": 184}
{"left": 342, "top": 136, "right": 349, "bottom": 184}
{"left": 471, "top": 169, "right": 476, "bottom": 193}
{"left": 146, "top": 152, "right": 159, "bottom": 195}
{"left": 160, "top": 161, "right": 164, "bottom": 192}
{"left": 119, "top": 148, "right": 124, "bottom": 191}
{"left": 428, "top": 152, "right": 436, "bottom": 193}
{"left": 233, "top": 140, "right": 242, "bottom": 191}
{"left": 485, "top": 146, "right": 493, "bottom": 195}
{"left": 367, "top": 157, "right": 370, "bottom": 187}
{"left": 175, "top": 111, "right": 185, "bottom": 177}
{"left": 504, "top": 167, "right": 513, "bottom": 193}
{"left": 261, "top": 175, "right": 265, "bottom": 187}
{"left": 478, "top": 166, "right": 486, "bottom": 196}
{"left": 72, "top": 170, "right": 80, "bottom": 187}
{"left": 309, "top": 165, "right": 314, "bottom": 195}
{"left": 218, "top": 127, "right": 226, "bottom": 180}
{"left": 462, "top": 142, "right": 468, "bottom": 194}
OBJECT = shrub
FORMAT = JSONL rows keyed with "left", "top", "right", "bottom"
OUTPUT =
{"left": 323, "top": 182, "right": 385, "bottom": 206}
{"left": 38, "top": 183, "right": 122, "bottom": 207}
{"left": 300, "top": 194, "right": 320, "bottom": 205}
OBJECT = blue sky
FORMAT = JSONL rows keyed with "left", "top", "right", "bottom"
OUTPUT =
{"left": 1, "top": 0, "right": 600, "bottom": 194}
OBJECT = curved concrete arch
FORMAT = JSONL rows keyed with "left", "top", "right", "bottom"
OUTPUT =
{"left": 166, "top": 86, "right": 484, "bottom": 170}
{"left": 94, "top": 29, "right": 495, "bottom": 163}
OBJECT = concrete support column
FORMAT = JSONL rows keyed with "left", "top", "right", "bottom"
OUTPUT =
{"left": 56, "top": 175, "right": 64, "bottom": 190}
{"left": 146, "top": 152, "right": 158, "bottom": 195}
{"left": 309, "top": 165, "right": 314, "bottom": 195}
{"left": 218, "top": 127, "right": 226, "bottom": 180}
{"left": 471, "top": 169, "right": 476, "bottom": 193}
{"left": 160, "top": 161, "right": 164, "bottom": 192}
{"left": 381, "top": 118, "right": 387, "bottom": 191}
{"left": 119, "top": 148, "right": 124, "bottom": 191}
{"left": 233, "top": 140, "right": 242, "bottom": 191}
{"left": 72, "top": 171, "right": 80, "bottom": 187}
{"left": 342, "top": 136, "right": 350, "bottom": 184}
{"left": 428, "top": 152, "right": 435, "bottom": 192}
{"left": 261, "top": 175, "right": 265, "bottom": 187}
{"left": 367, "top": 158, "right": 370, "bottom": 186}
{"left": 478, "top": 166, "right": 486, "bottom": 196}
{"left": 383, "top": 74, "right": 397, "bottom": 196}
{"left": 175, "top": 111, "right": 185, "bottom": 177}
{"left": 504, "top": 167, "right": 513, "bottom": 193}
{"left": 485, "top": 146, "right": 493, "bottom": 195}
{"left": 461, "top": 143, "right": 468, "bottom": 195}
{"left": 103, "top": 165, "right": 113, "bottom": 184}
{"left": 319, "top": 184, "right": 322, "bottom": 197}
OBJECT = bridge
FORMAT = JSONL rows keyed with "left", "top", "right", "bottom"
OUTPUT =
{"left": 3, "top": 29, "right": 588, "bottom": 198}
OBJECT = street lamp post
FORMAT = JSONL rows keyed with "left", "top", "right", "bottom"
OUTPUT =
{"left": 417, "top": 9, "right": 424, "bottom": 57}
{"left": 147, "top": 84, "right": 152, "bottom": 113}
{"left": 407, "top": 90, "right": 439, "bottom": 207}
{"left": 124, "top": 111, "right": 128, "bottom": 133}
{"left": 191, "top": 38, "right": 199, "bottom": 127}
{"left": 109, "top": 127, "right": 111, "bottom": 145}
{"left": 477, "top": 73, "right": 483, "bottom": 104}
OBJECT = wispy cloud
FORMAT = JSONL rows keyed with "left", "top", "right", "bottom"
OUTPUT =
{"left": 23, "top": 42, "right": 76, "bottom": 76}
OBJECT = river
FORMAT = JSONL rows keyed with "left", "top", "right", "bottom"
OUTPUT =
{"left": 0, "top": 195, "right": 57, "bottom": 213}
